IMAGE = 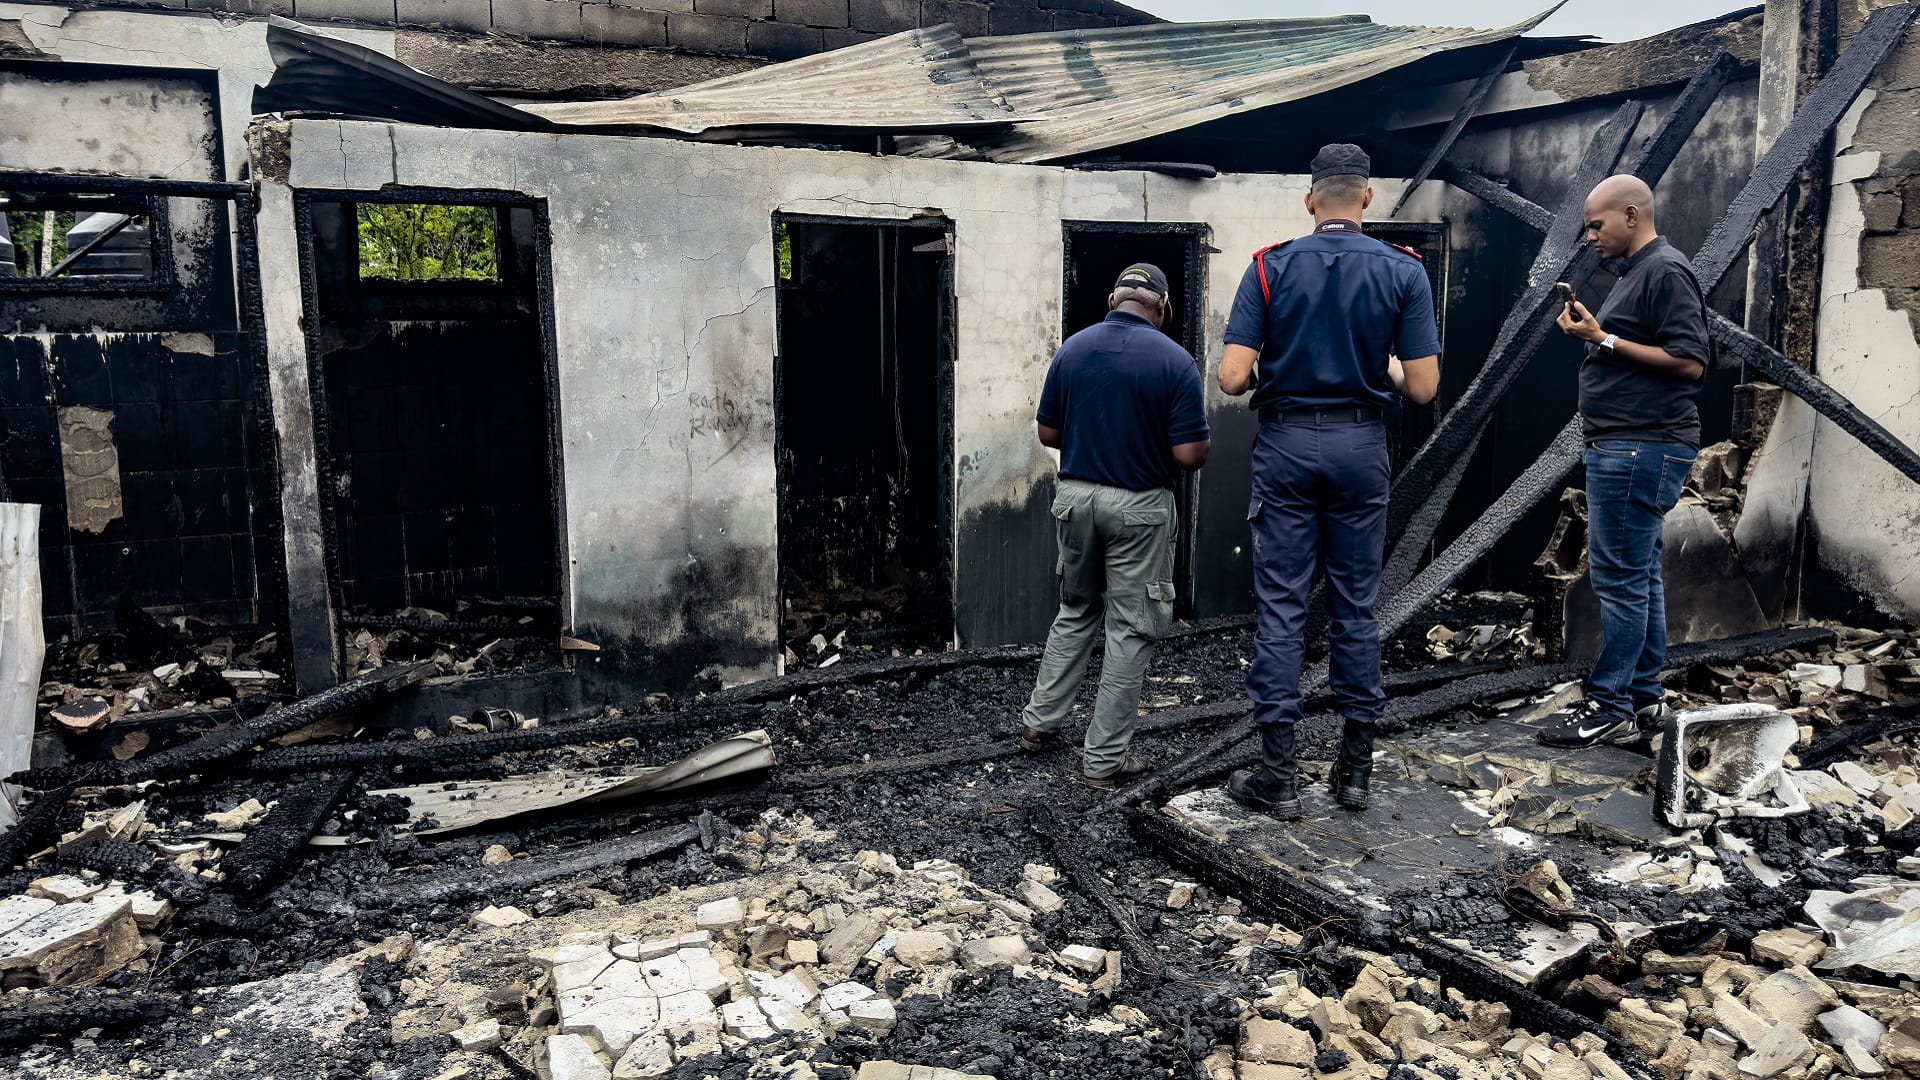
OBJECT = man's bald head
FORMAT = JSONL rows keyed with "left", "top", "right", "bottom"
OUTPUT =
{"left": 1588, "top": 175, "right": 1655, "bottom": 218}
{"left": 1581, "top": 174, "right": 1658, "bottom": 259}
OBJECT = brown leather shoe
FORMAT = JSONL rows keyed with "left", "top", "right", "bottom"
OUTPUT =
{"left": 1079, "top": 754, "right": 1150, "bottom": 790}
{"left": 1020, "top": 726, "right": 1057, "bottom": 753}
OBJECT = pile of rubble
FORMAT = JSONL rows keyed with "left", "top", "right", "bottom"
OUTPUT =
{"left": 39, "top": 625, "right": 283, "bottom": 734}
{"left": 1580, "top": 940, "right": 1920, "bottom": 1080}
{"left": 0, "top": 872, "right": 169, "bottom": 989}
{"left": 450, "top": 813, "right": 1127, "bottom": 1079}
{"left": 1200, "top": 891, "right": 1920, "bottom": 1080}
{"left": 339, "top": 605, "right": 561, "bottom": 680}
{"left": 1699, "top": 627, "right": 1920, "bottom": 713}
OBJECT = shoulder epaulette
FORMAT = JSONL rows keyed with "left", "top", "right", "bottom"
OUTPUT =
{"left": 1250, "top": 240, "right": 1293, "bottom": 303}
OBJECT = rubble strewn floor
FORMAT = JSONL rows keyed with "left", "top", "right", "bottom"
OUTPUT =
{"left": 4, "top": 602, "right": 1920, "bottom": 1080}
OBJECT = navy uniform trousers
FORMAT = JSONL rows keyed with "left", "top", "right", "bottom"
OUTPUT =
{"left": 1246, "top": 415, "right": 1391, "bottom": 729}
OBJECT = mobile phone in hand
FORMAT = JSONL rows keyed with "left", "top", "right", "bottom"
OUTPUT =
{"left": 1556, "top": 281, "right": 1581, "bottom": 318}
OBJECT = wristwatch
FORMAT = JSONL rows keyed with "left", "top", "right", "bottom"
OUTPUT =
{"left": 1599, "top": 333, "right": 1619, "bottom": 354}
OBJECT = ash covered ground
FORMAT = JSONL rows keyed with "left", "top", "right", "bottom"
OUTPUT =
{"left": 4, "top": 596, "right": 1918, "bottom": 1080}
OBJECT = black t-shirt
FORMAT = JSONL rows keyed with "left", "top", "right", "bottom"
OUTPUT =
{"left": 1578, "top": 236, "right": 1711, "bottom": 448}
{"left": 1036, "top": 311, "right": 1209, "bottom": 492}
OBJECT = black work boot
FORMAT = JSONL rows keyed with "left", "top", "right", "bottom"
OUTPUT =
{"left": 1327, "top": 717, "right": 1376, "bottom": 810}
{"left": 1226, "top": 724, "right": 1303, "bottom": 820}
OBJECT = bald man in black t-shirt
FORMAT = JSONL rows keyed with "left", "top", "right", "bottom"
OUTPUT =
{"left": 1539, "top": 174, "right": 1711, "bottom": 749}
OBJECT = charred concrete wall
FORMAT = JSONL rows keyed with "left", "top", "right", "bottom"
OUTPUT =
{"left": 1410, "top": 77, "right": 1762, "bottom": 591}
{"left": 0, "top": 0, "right": 1154, "bottom": 64}
{"left": 1800, "top": 2, "right": 1920, "bottom": 620}
{"left": 0, "top": 61, "right": 284, "bottom": 634}
{"left": 266, "top": 118, "right": 1442, "bottom": 690}
{"left": 0, "top": 4, "right": 394, "bottom": 178}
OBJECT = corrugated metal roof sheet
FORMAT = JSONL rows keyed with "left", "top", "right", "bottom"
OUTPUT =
{"left": 947, "top": 16, "right": 1545, "bottom": 163}
{"left": 522, "top": 12, "right": 1554, "bottom": 163}
{"left": 525, "top": 23, "right": 1025, "bottom": 134}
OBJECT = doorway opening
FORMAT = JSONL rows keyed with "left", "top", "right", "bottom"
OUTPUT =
{"left": 773, "top": 215, "right": 955, "bottom": 662}
{"left": 299, "top": 191, "right": 565, "bottom": 672}
{"left": 1061, "top": 221, "right": 1209, "bottom": 620}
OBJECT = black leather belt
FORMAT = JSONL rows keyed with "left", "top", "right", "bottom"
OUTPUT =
{"left": 1259, "top": 406, "right": 1383, "bottom": 425}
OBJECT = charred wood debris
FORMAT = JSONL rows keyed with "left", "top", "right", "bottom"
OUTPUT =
{"left": 5, "top": 10, "right": 1920, "bottom": 1080}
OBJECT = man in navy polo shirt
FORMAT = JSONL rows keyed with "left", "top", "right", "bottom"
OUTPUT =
{"left": 1018, "top": 263, "right": 1211, "bottom": 790}
{"left": 1218, "top": 144, "right": 1440, "bottom": 819}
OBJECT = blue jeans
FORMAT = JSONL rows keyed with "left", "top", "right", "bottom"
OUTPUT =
{"left": 1583, "top": 439, "right": 1696, "bottom": 719}
{"left": 1246, "top": 420, "right": 1391, "bottom": 728}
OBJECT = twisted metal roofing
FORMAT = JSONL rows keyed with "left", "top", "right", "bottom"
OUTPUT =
{"left": 526, "top": 24, "right": 1023, "bottom": 135}
{"left": 523, "top": 10, "right": 1558, "bottom": 163}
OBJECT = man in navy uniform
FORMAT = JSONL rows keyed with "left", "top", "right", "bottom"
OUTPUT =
{"left": 1538, "top": 174, "right": 1709, "bottom": 748}
{"left": 1217, "top": 144, "right": 1440, "bottom": 819}
{"left": 1019, "top": 263, "right": 1211, "bottom": 789}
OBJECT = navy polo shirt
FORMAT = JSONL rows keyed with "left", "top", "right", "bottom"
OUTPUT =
{"left": 1036, "top": 310, "right": 1209, "bottom": 492}
{"left": 1223, "top": 220, "right": 1442, "bottom": 414}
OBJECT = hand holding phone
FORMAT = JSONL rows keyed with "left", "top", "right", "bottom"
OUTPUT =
{"left": 1556, "top": 281, "right": 1579, "bottom": 316}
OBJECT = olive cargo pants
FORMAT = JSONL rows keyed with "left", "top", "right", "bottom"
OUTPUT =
{"left": 1020, "top": 477, "right": 1177, "bottom": 778}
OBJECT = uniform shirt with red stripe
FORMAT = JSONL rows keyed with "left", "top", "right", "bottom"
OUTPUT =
{"left": 1223, "top": 219, "right": 1441, "bottom": 415}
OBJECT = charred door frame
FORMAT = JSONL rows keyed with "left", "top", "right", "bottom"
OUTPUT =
{"left": 769, "top": 211, "right": 958, "bottom": 658}
{"left": 1060, "top": 220, "right": 1211, "bottom": 620}
{"left": 290, "top": 186, "right": 569, "bottom": 671}
{"left": 0, "top": 168, "right": 291, "bottom": 642}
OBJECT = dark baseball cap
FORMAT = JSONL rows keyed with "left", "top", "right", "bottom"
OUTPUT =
{"left": 1114, "top": 262, "right": 1169, "bottom": 297}
{"left": 1311, "top": 142, "right": 1370, "bottom": 184}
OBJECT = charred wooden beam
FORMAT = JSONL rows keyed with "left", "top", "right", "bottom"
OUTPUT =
{"left": 0, "top": 781, "right": 79, "bottom": 871}
{"left": 9, "top": 662, "right": 434, "bottom": 789}
{"left": 1389, "top": 42, "right": 1518, "bottom": 219}
{"left": 1379, "top": 418, "right": 1586, "bottom": 631}
{"left": 0, "top": 989, "right": 185, "bottom": 1046}
{"left": 707, "top": 617, "right": 1253, "bottom": 707}
{"left": 1031, "top": 807, "right": 1166, "bottom": 985}
{"left": 1385, "top": 48, "right": 1739, "bottom": 596}
{"left": 1620, "top": 50, "right": 1743, "bottom": 173}
{"left": 340, "top": 613, "right": 551, "bottom": 635}
{"left": 56, "top": 837, "right": 157, "bottom": 879}
{"left": 244, "top": 703, "right": 749, "bottom": 777}
{"left": 1690, "top": 2, "right": 1920, "bottom": 294}
{"left": 1378, "top": 102, "right": 1642, "bottom": 594}
{"left": 1708, "top": 310, "right": 1920, "bottom": 484}
{"left": 221, "top": 769, "right": 359, "bottom": 897}
{"left": 371, "top": 821, "right": 700, "bottom": 906}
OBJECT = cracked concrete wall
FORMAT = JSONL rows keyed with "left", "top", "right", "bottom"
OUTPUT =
{"left": 273, "top": 119, "right": 1390, "bottom": 689}
{"left": 1803, "top": 6, "right": 1920, "bottom": 621}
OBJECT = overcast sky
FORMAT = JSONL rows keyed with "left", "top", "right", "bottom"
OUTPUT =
{"left": 1125, "top": 1, "right": 1755, "bottom": 43}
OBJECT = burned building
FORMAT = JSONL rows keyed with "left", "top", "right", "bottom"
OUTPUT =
{"left": 4, "top": 3, "right": 1920, "bottom": 1080}
{"left": 14, "top": 0, "right": 1908, "bottom": 697}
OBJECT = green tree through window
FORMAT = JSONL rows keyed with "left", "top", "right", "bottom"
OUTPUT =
{"left": 356, "top": 203, "right": 499, "bottom": 281}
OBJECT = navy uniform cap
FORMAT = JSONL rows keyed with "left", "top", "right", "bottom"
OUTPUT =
{"left": 1310, "top": 143, "right": 1370, "bottom": 184}
{"left": 1114, "top": 263, "right": 1170, "bottom": 297}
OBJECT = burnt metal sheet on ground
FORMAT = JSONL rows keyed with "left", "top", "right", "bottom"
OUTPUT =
{"left": 360, "top": 729, "right": 775, "bottom": 836}
{"left": 1160, "top": 781, "right": 1610, "bottom": 987}
{"left": 1394, "top": 716, "right": 1654, "bottom": 790}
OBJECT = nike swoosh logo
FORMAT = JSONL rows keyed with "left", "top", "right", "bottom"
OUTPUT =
{"left": 1575, "top": 723, "right": 1616, "bottom": 739}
